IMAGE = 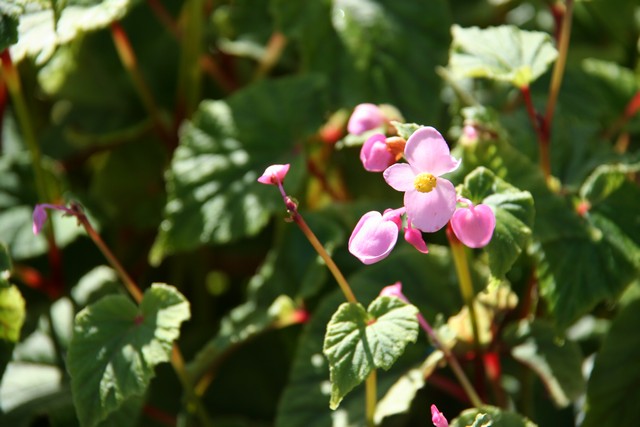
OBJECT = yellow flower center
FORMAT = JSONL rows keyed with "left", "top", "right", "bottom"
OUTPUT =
{"left": 414, "top": 172, "right": 437, "bottom": 193}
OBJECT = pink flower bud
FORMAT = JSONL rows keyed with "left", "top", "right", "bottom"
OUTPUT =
{"left": 360, "top": 133, "right": 395, "bottom": 172}
{"left": 379, "top": 282, "right": 409, "bottom": 303}
{"left": 450, "top": 203, "right": 496, "bottom": 248}
{"left": 348, "top": 211, "right": 400, "bottom": 265}
{"left": 32, "top": 204, "right": 48, "bottom": 235}
{"left": 431, "top": 404, "right": 449, "bottom": 427}
{"left": 347, "top": 103, "right": 385, "bottom": 135}
{"left": 257, "top": 164, "right": 290, "bottom": 185}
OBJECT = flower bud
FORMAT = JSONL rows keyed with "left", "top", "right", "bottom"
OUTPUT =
{"left": 347, "top": 103, "right": 385, "bottom": 135}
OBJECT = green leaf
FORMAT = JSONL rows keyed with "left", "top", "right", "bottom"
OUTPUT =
{"left": 0, "top": 285, "right": 25, "bottom": 343}
{"left": 10, "top": 0, "right": 141, "bottom": 64}
{"left": 458, "top": 167, "right": 534, "bottom": 278}
{"left": 272, "top": 0, "right": 451, "bottom": 122}
{"left": 503, "top": 320, "right": 585, "bottom": 408}
{"left": 0, "top": 1, "right": 21, "bottom": 50}
{"left": 323, "top": 296, "right": 419, "bottom": 409}
{"left": 450, "top": 406, "right": 537, "bottom": 427}
{"left": 582, "top": 298, "right": 640, "bottom": 427}
{"left": 448, "top": 25, "right": 558, "bottom": 88}
{"left": 0, "top": 243, "right": 12, "bottom": 288}
{"left": 67, "top": 283, "right": 190, "bottom": 427}
{"left": 391, "top": 121, "right": 422, "bottom": 140}
{"left": 454, "top": 134, "right": 637, "bottom": 328}
{"left": 276, "top": 245, "right": 464, "bottom": 427}
{"left": 150, "top": 75, "right": 328, "bottom": 265}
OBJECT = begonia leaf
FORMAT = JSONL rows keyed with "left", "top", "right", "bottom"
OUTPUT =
{"left": 0, "top": 285, "right": 25, "bottom": 344}
{"left": 448, "top": 25, "right": 558, "bottom": 88}
{"left": 67, "top": 284, "right": 190, "bottom": 427}
{"left": 276, "top": 246, "right": 462, "bottom": 427}
{"left": 582, "top": 298, "right": 640, "bottom": 427}
{"left": 450, "top": 406, "right": 537, "bottom": 427}
{"left": 272, "top": 0, "right": 450, "bottom": 122}
{"left": 323, "top": 296, "right": 418, "bottom": 409}
{"left": 504, "top": 320, "right": 585, "bottom": 408}
{"left": 459, "top": 167, "right": 534, "bottom": 279}
{"left": 455, "top": 135, "right": 636, "bottom": 328}
{"left": 10, "top": 0, "right": 141, "bottom": 64}
{"left": 150, "top": 75, "right": 327, "bottom": 265}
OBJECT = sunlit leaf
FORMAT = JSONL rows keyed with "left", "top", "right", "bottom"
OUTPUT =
{"left": 323, "top": 296, "right": 418, "bottom": 409}
{"left": 450, "top": 406, "right": 537, "bottom": 427}
{"left": 448, "top": 25, "right": 558, "bottom": 88}
{"left": 67, "top": 284, "right": 190, "bottom": 427}
{"left": 582, "top": 298, "right": 640, "bottom": 427}
{"left": 150, "top": 75, "right": 327, "bottom": 265}
{"left": 0, "top": 286, "right": 25, "bottom": 343}
{"left": 10, "top": 0, "right": 141, "bottom": 64}
{"left": 504, "top": 320, "right": 585, "bottom": 408}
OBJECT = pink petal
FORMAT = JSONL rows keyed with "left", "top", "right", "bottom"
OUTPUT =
{"left": 405, "top": 127, "right": 460, "bottom": 176}
{"left": 32, "top": 205, "right": 48, "bottom": 235}
{"left": 257, "top": 164, "right": 290, "bottom": 185}
{"left": 360, "top": 133, "right": 394, "bottom": 172}
{"left": 348, "top": 211, "right": 399, "bottom": 264}
{"left": 431, "top": 404, "right": 449, "bottom": 427}
{"left": 404, "top": 178, "right": 457, "bottom": 233}
{"left": 383, "top": 163, "right": 415, "bottom": 192}
{"left": 379, "top": 282, "right": 408, "bottom": 303}
{"left": 450, "top": 204, "right": 496, "bottom": 248}
{"left": 404, "top": 227, "right": 428, "bottom": 253}
{"left": 347, "top": 103, "right": 385, "bottom": 135}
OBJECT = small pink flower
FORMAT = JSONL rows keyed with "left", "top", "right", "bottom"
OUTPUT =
{"left": 32, "top": 203, "right": 77, "bottom": 235}
{"left": 348, "top": 210, "right": 401, "bottom": 265}
{"left": 347, "top": 103, "right": 385, "bottom": 135}
{"left": 450, "top": 200, "right": 496, "bottom": 248}
{"left": 257, "top": 164, "right": 290, "bottom": 185}
{"left": 383, "top": 127, "right": 460, "bottom": 233}
{"left": 360, "top": 133, "right": 395, "bottom": 172}
{"left": 431, "top": 404, "right": 449, "bottom": 427}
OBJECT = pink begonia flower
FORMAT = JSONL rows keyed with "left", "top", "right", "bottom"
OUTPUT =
{"left": 257, "top": 164, "right": 290, "bottom": 185}
{"left": 348, "top": 210, "right": 401, "bottom": 265}
{"left": 404, "top": 226, "right": 428, "bottom": 254}
{"left": 383, "top": 127, "right": 460, "bottom": 233}
{"left": 431, "top": 404, "right": 449, "bottom": 427}
{"left": 360, "top": 133, "right": 395, "bottom": 172}
{"left": 450, "top": 201, "right": 496, "bottom": 248}
{"left": 347, "top": 103, "right": 385, "bottom": 135}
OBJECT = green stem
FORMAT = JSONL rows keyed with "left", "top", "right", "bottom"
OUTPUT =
{"left": 544, "top": 0, "right": 574, "bottom": 130}
{"left": 291, "top": 211, "right": 358, "bottom": 304}
{"left": 177, "top": 0, "right": 203, "bottom": 118}
{"left": 417, "top": 314, "right": 483, "bottom": 407}
{"left": 447, "top": 226, "right": 481, "bottom": 350}
{"left": 1, "top": 50, "right": 49, "bottom": 201}
{"left": 365, "top": 370, "right": 377, "bottom": 427}
{"left": 110, "top": 22, "right": 173, "bottom": 146}
{"left": 252, "top": 32, "right": 287, "bottom": 81}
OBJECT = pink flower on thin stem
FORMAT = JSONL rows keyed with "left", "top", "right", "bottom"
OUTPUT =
{"left": 32, "top": 203, "right": 78, "bottom": 235}
{"left": 347, "top": 103, "right": 385, "bottom": 135}
{"left": 379, "top": 282, "right": 409, "bottom": 303}
{"left": 258, "top": 164, "right": 291, "bottom": 201}
{"left": 360, "top": 133, "right": 395, "bottom": 172}
{"left": 383, "top": 127, "right": 460, "bottom": 233}
{"left": 450, "top": 198, "right": 496, "bottom": 248}
{"left": 431, "top": 404, "right": 449, "bottom": 427}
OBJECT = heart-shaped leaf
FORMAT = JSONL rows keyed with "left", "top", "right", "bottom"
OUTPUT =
{"left": 67, "top": 283, "right": 190, "bottom": 427}
{"left": 323, "top": 296, "right": 418, "bottom": 409}
{"left": 448, "top": 25, "right": 558, "bottom": 88}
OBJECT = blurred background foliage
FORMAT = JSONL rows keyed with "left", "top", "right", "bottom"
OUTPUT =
{"left": 0, "top": 0, "right": 639, "bottom": 426}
